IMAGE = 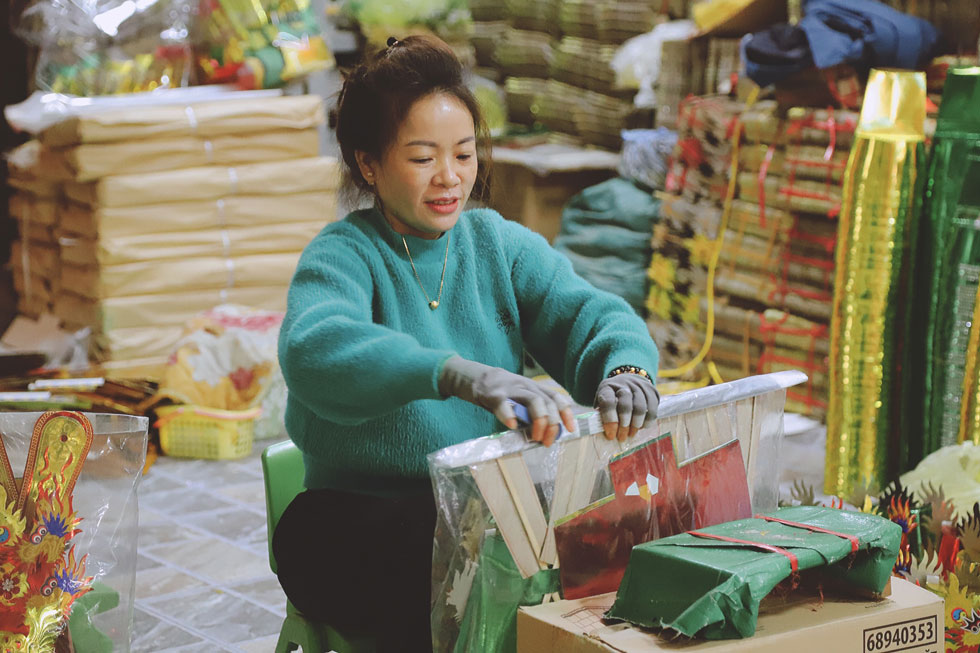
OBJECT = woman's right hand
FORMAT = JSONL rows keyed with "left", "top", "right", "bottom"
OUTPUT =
{"left": 438, "top": 356, "right": 575, "bottom": 446}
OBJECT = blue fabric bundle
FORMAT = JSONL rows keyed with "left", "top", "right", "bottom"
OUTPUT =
{"left": 743, "top": 0, "right": 940, "bottom": 87}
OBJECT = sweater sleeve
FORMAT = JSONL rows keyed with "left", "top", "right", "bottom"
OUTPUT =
{"left": 501, "top": 217, "right": 659, "bottom": 405}
{"left": 278, "top": 234, "right": 456, "bottom": 425}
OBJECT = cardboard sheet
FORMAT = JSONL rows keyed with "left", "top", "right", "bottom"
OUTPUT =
{"left": 55, "top": 286, "right": 288, "bottom": 332}
{"left": 58, "top": 192, "right": 336, "bottom": 239}
{"left": 6, "top": 141, "right": 60, "bottom": 197}
{"left": 59, "top": 251, "right": 301, "bottom": 299}
{"left": 97, "top": 355, "right": 169, "bottom": 380}
{"left": 64, "top": 157, "right": 339, "bottom": 208}
{"left": 58, "top": 221, "right": 324, "bottom": 267}
{"left": 9, "top": 192, "right": 58, "bottom": 227}
{"left": 41, "top": 94, "right": 324, "bottom": 146}
{"left": 12, "top": 220, "right": 57, "bottom": 247}
{"left": 95, "top": 325, "right": 186, "bottom": 361}
{"left": 10, "top": 241, "right": 59, "bottom": 279}
{"left": 12, "top": 273, "right": 55, "bottom": 308}
{"left": 41, "top": 129, "right": 320, "bottom": 182}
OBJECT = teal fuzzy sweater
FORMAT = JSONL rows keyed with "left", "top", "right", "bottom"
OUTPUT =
{"left": 278, "top": 207, "right": 659, "bottom": 494}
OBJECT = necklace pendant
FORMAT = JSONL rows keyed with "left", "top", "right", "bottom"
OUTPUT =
{"left": 429, "top": 300, "right": 439, "bottom": 310}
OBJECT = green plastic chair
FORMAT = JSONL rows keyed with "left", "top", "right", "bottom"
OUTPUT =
{"left": 262, "top": 440, "right": 376, "bottom": 653}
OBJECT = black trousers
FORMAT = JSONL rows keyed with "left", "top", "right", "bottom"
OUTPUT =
{"left": 272, "top": 486, "right": 437, "bottom": 653}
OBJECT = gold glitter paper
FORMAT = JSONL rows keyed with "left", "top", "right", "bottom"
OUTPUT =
{"left": 825, "top": 70, "right": 926, "bottom": 497}
{"left": 959, "top": 283, "right": 980, "bottom": 444}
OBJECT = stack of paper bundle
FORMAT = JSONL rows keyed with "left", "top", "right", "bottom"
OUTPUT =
{"left": 649, "top": 101, "right": 854, "bottom": 418}
{"left": 664, "top": 96, "right": 762, "bottom": 203}
{"left": 472, "top": 0, "right": 668, "bottom": 149}
{"left": 648, "top": 97, "right": 745, "bottom": 380}
{"left": 646, "top": 194, "right": 724, "bottom": 375}
{"left": 704, "top": 38, "right": 742, "bottom": 96}
{"left": 6, "top": 141, "right": 63, "bottom": 319}
{"left": 721, "top": 107, "right": 857, "bottom": 417}
{"left": 12, "top": 94, "right": 339, "bottom": 377}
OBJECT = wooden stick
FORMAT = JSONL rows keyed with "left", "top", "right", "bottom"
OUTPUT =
{"left": 470, "top": 453, "right": 548, "bottom": 578}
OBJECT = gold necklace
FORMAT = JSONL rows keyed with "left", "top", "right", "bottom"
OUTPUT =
{"left": 401, "top": 232, "right": 450, "bottom": 310}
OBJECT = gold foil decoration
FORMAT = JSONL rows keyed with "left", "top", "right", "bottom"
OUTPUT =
{"left": 16, "top": 411, "right": 93, "bottom": 524}
{"left": 959, "top": 282, "right": 980, "bottom": 444}
{"left": 825, "top": 69, "right": 926, "bottom": 497}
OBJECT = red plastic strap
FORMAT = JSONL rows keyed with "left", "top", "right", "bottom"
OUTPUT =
{"left": 759, "top": 317, "right": 827, "bottom": 339}
{"left": 688, "top": 531, "right": 799, "bottom": 572}
{"left": 787, "top": 388, "right": 829, "bottom": 409}
{"left": 757, "top": 515, "right": 859, "bottom": 553}
{"left": 783, "top": 156, "right": 844, "bottom": 171}
{"left": 725, "top": 115, "right": 739, "bottom": 142}
{"left": 678, "top": 137, "right": 705, "bottom": 167}
{"left": 766, "top": 281, "right": 832, "bottom": 303}
{"left": 784, "top": 252, "right": 835, "bottom": 272}
{"left": 787, "top": 227, "right": 837, "bottom": 254}
{"left": 757, "top": 352, "right": 824, "bottom": 372}
{"left": 778, "top": 186, "right": 833, "bottom": 202}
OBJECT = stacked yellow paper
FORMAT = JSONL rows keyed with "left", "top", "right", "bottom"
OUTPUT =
{"left": 7, "top": 94, "right": 340, "bottom": 378}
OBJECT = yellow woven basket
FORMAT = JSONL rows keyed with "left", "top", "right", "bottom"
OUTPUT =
{"left": 154, "top": 405, "right": 262, "bottom": 460}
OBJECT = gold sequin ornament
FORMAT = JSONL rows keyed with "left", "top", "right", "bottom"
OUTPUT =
{"left": 825, "top": 69, "right": 927, "bottom": 497}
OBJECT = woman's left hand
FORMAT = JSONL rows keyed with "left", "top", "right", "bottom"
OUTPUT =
{"left": 594, "top": 374, "right": 660, "bottom": 442}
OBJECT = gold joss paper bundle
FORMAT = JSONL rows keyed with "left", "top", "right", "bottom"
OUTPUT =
{"left": 825, "top": 70, "right": 926, "bottom": 497}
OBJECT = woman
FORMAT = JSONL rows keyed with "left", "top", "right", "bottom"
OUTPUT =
{"left": 274, "top": 35, "right": 660, "bottom": 650}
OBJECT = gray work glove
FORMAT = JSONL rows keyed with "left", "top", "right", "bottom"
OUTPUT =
{"left": 439, "top": 356, "right": 575, "bottom": 446}
{"left": 594, "top": 374, "right": 660, "bottom": 442}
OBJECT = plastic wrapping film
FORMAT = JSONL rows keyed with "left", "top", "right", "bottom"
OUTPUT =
{"left": 0, "top": 412, "right": 147, "bottom": 652}
{"left": 11, "top": 0, "right": 195, "bottom": 95}
{"left": 427, "top": 370, "right": 805, "bottom": 652}
{"left": 196, "top": 0, "right": 333, "bottom": 89}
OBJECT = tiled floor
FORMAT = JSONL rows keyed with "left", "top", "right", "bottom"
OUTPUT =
{"left": 132, "top": 418, "right": 829, "bottom": 652}
{"left": 133, "top": 437, "right": 289, "bottom": 653}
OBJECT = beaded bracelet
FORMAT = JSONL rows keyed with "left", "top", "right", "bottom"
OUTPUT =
{"left": 607, "top": 365, "right": 653, "bottom": 383}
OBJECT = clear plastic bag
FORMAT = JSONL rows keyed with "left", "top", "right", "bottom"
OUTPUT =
{"left": 12, "top": 0, "right": 195, "bottom": 95}
{"left": 152, "top": 304, "right": 286, "bottom": 440}
{"left": 619, "top": 128, "right": 679, "bottom": 191}
{"left": 427, "top": 370, "right": 805, "bottom": 652}
{"left": 0, "top": 412, "right": 148, "bottom": 652}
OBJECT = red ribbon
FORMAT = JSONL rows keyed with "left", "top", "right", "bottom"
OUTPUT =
{"left": 688, "top": 531, "right": 799, "bottom": 572}
{"left": 756, "top": 515, "right": 860, "bottom": 553}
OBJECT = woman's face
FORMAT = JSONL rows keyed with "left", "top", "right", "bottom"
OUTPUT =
{"left": 358, "top": 92, "right": 478, "bottom": 239}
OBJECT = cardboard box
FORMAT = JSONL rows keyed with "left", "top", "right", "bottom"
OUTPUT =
{"left": 489, "top": 153, "right": 615, "bottom": 242}
{"left": 517, "top": 577, "right": 943, "bottom": 653}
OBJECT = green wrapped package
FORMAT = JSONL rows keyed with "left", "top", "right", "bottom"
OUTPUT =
{"left": 906, "top": 67, "right": 980, "bottom": 463}
{"left": 606, "top": 505, "right": 901, "bottom": 640}
{"left": 453, "top": 531, "right": 560, "bottom": 653}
